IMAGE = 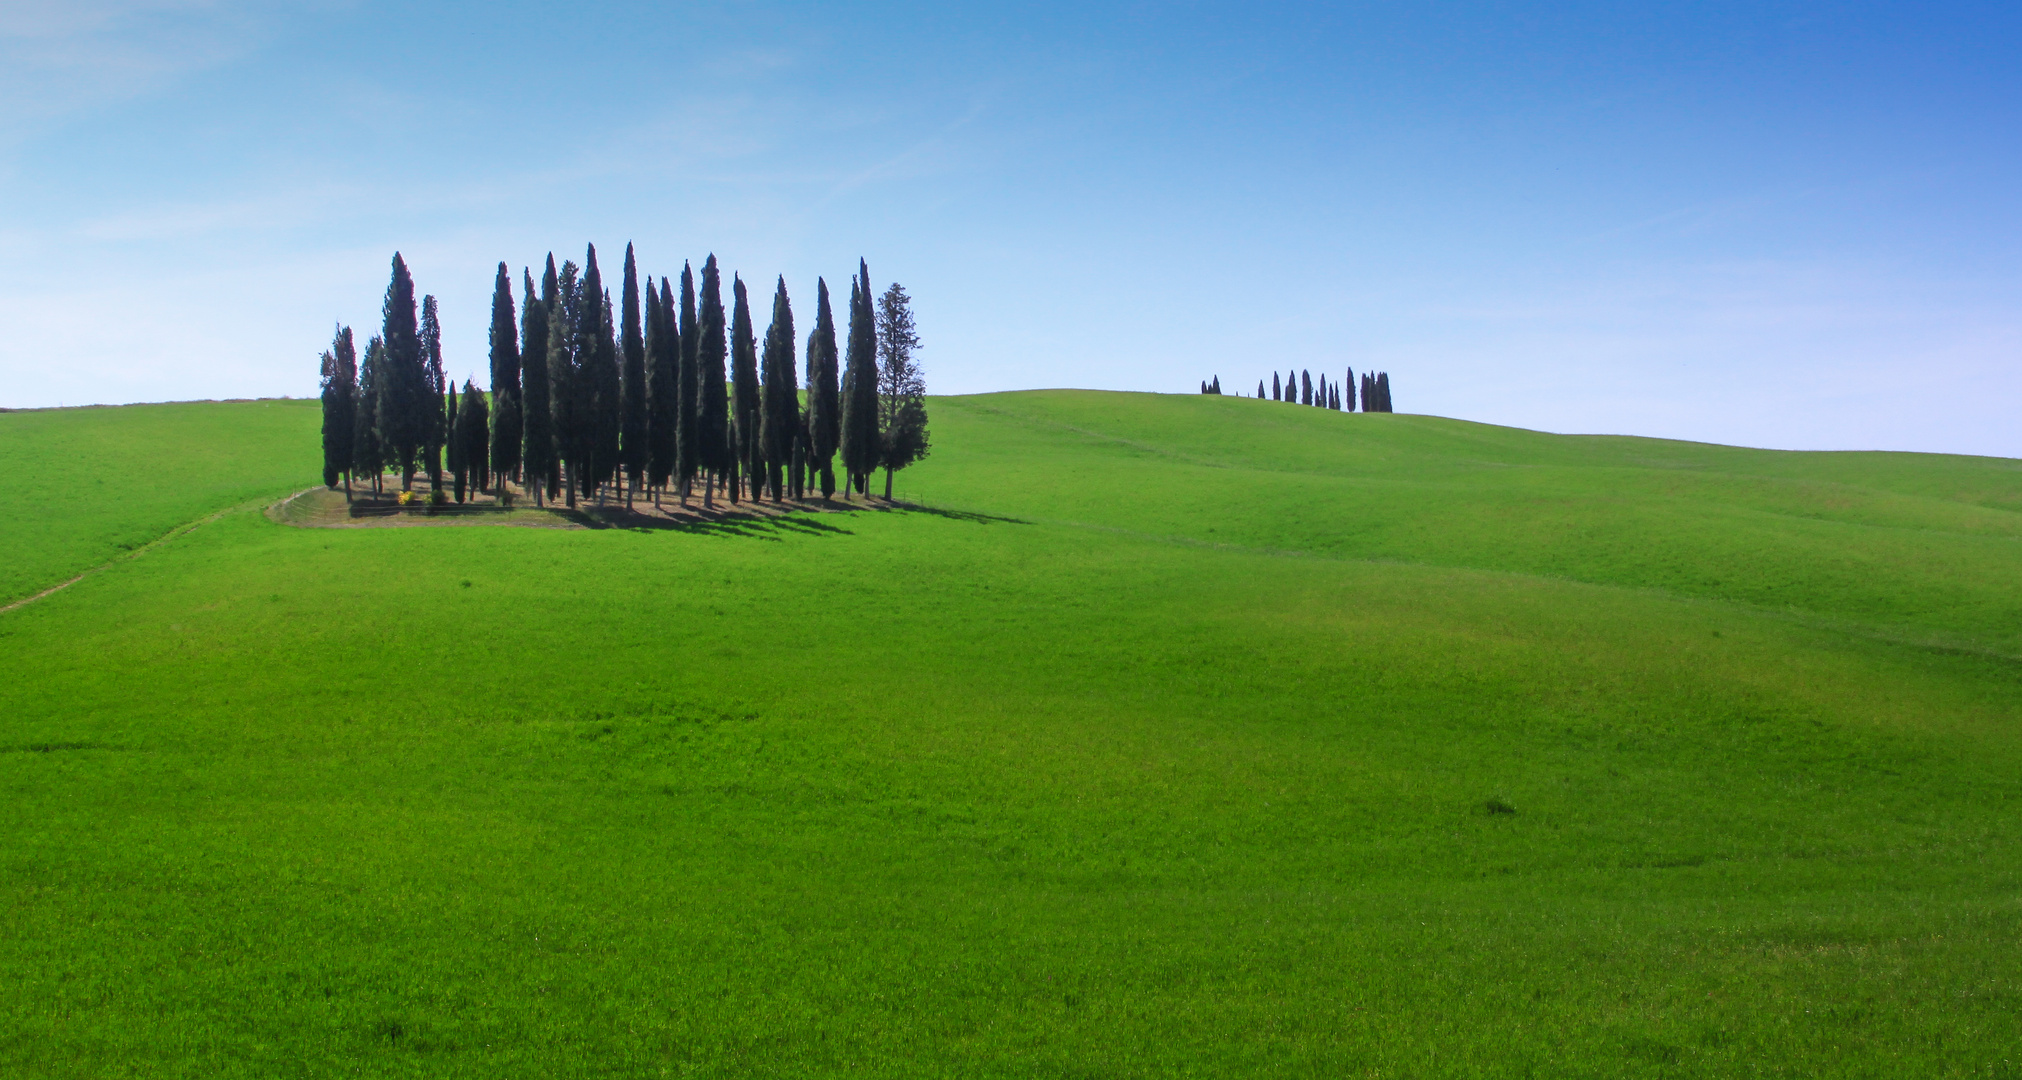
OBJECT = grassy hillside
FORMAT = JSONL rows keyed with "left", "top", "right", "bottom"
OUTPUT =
{"left": 0, "top": 400, "right": 321, "bottom": 605}
{"left": 1, "top": 392, "right": 2017, "bottom": 1076}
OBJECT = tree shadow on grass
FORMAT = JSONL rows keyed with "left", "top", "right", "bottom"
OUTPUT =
{"left": 575, "top": 498, "right": 1028, "bottom": 539}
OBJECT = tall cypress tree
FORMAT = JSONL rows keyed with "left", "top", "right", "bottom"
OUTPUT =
{"left": 839, "top": 261, "right": 880, "bottom": 498}
{"left": 1300, "top": 370, "right": 1312, "bottom": 406}
{"left": 548, "top": 257, "right": 585, "bottom": 507}
{"left": 446, "top": 382, "right": 464, "bottom": 502}
{"left": 460, "top": 378, "right": 490, "bottom": 497}
{"left": 619, "top": 243, "right": 647, "bottom": 505}
{"left": 1377, "top": 372, "right": 1392, "bottom": 412}
{"left": 520, "top": 264, "right": 554, "bottom": 505}
{"left": 421, "top": 294, "right": 447, "bottom": 491}
{"left": 645, "top": 275, "right": 675, "bottom": 499}
{"left": 1272, "top": 372, "right": 1281, "bottom": 401}
{"left": 592, "top": 283, "right": 621, "bottom": 499}
{"left": 380, "top": 253, "right": 427, "bottom": 490}
{"left": 697, "top": 256, "right": 729, "bottom": 508}
{"left": 730, "top": 274, "right": 761, "bottom": 503}
{"left": 759, "top": 276, "right": 798, "bottom": 503}
{"left": 319, "top": 324, "right": 357, "bottom": 497}
{"left": 1344, "top": 367, "right": 1356, "bottom": 413}
{"left": 488, "top": 264, "right": 522, "bottom": 494}
{"left": 804, "top": 277, "right": 841, "bottom": 498}
{"left": 874, "top": 281, "right": 930, "bottom": 500}
{"left": 675, "top": 263, "right": 700, "bottom": 500}
{"left": 354, "top": 335, "right": 386, "bottom": 494}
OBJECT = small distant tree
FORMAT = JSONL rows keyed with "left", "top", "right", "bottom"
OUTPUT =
{"left": 1377, "top": 372, "right": 1393, "bottom": 412}
{"left": 875, "top": 282, "right": 929, "bottom": 500}
{"left": 320, "top": 325, "right": 357, "bottom": 497}
{"left": 1271, "top": 372, "right": 1281, "bottom": 401}
{"left": 1343, "top": 367, "right": 1356, "bottom": 413}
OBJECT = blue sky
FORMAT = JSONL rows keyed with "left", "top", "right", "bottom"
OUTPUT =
{"left": 2, "top": 1, "right": 2016, "bottom": 455}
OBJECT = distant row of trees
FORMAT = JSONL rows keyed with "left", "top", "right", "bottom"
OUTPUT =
{"left": 1199, "top": 368, "right": 1394, "bottom": 412}
{"left": 318, "top": 248, "right": 930, "bottom": 508}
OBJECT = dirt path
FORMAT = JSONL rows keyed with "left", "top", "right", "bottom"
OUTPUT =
{"left": 0, "top": 493, "right": 287, "bottom": 616}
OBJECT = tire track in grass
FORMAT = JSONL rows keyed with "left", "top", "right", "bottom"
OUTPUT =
{"left": 0, "top": 488, "right": 315, "bottom": 616}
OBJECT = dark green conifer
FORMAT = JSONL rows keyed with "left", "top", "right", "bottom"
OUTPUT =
{"left": 804, "top": 278, "right": 841, "bottom": 497}
{"left": 697, "top": 257, "right": 729, "bottom": 507}
{"left": 645, "top": 277, "right": 674, "bottom": 499}
{"left": 619, "top": 243, "right": 647, "bottom": 504}
{"left": 676, "top": 263, "right": 699, "bottom": 500}
{"left": 380, "top": 253, "right": 427, "bottom": 489}
{"left": 839, "top": 262, "right": 880, "bottom": 497}
{"left": 730, "top": 275, "right": 761, "bottom": 502}
{"left": 461, "top": 378, "right": 489, "bottom": 497}
{"left": 520, "top": 264, "right": 554, "bottom": 504}
{"left": 548, "top": 257, "right": 586, "bottom": 507}
{"left": 422, "top": 294, "right": 447, "bottom": 491}
{"left": 319, "top": 325, "right": 357, "bottom": 496}
{"left": 488, "top": 265, "right": 522, "bottom": 494}
{"left": 759, "top": 276, "right": 798, "bottom": 502}
{"left": 354, "top": 335, "right": 386, "bottom": 494}
{"left": 1344, "top": 367, "right": 1356, "bottom": 412}
{"left": 584, "top": 249, "right": 621, "bottom": 501}
{"left": 446, "top": 382, "right": 464, "bottom": 502}
{"left": 874, "top": 281, "right": 929, "bottom": 499}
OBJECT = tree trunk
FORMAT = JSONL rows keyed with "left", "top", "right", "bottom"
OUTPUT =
{"left": 884, "top": 467, "right": 893, "bottom": 500}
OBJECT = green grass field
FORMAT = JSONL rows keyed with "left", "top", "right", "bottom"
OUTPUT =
{"left": 2, "top": 392, "right": 2018, "bottom": 1077}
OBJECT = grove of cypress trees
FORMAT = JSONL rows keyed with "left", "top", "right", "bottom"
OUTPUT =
{"left": 354, "top": 335, "right": 386, "bottom": 494}
{"left": 380, "top": 253, "right": 427, "bottom": 490}
{"left": 697, "top": 256, "right": 729, "bottom": 507}
{"left": 520, "top": 264, "right": 554, "bottom": 505}
{"left": 804, "top": 278, "right": 840, "bottom": 498}
{"left": 461, "top": 378, "right": 489, "bottom": 497}
{"left": 319, "top": 324, "right": 357, "bottom": 497}
{"left": 619, "top": 243, "right": 647, "bottom": 505}
{"left": 759, "top": 276, "right": 798, "bottom": 502}
{"left": 489, "top": 264, "right": 522, "bottom": 495}
{"left": 421, "top": 294, "right": 447, "bottom": 492}
{"left": 839, "top": 262, "right": 880, "bottom": 498}
{"left": 645, "top": 276, "right": 675, "bottom": 500}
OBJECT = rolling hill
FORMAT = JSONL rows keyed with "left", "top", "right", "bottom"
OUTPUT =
{"left": 1, "top": 391, "right": 2017, "bottom": 1076}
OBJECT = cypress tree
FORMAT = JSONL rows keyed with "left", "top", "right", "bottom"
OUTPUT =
{"left": 619, "top": 243, "right": 647, "bottom": 505}
{"left": 584, "top": 248, "right": 621, "bottom": 501}
{"left": 421, "top": 294, "right": 447, "bottom": 492}
{"left": 1271, "top": 372, "right": 1281, "bottom": 401}
{"left": 1377, "top": 372, "right": 1392, "bottom": 412}
{"left": 548, "top": 258, "right": 586, "bottom": 507}
{"left": 697, "top": 256, "right": 729, "bottom": 507}
{"left": 805, "top": 277, "right": 840, "bottom": 498}
{"left": 1344, "top": 367, "right": 1356, "bottom": 412}
{"left": 839, "top": 261, "right": 880, "bottom": 498}
{"left": 319, "top": 324, "right": 357, "bottom": 497}
{"left": 488, "top": 264, "right": 522, "bottom": 495}
{"left": 874, "top": 281, "right": 929, "bottom": 499}
{"left": 729, "top": 274, "right": 761, "bottom": 503}
{"left": 520, "top": 265, "right": 554, "bottom": 505}
{"left": 759, "top": 276, "right": 797, "bottom": 502}
{"left": 1297, "top": 370, "right": 1308, "bottom": 406}
{"left": 354, "top": 335, "right": 385, "bottom": 494}
{"left": 380, "top": 253, "right": 427, "bottom": 490}
{"left": 1361, "top": 372, "right": 1374, "bottom": 412}
{"left": 461, "top": 378, "right": 490, "bottom": 497}
{"left": 1256, "top": 380, "right": 1265, "bottom": 399}
{"left": 674, "top": 263, "right": 699, "bottom": 500}
{"left": 447, "top": 382, "right": 464, "bottom": 502}
{"left": 645, "top": 275, "right": 675, "bottom": 500}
